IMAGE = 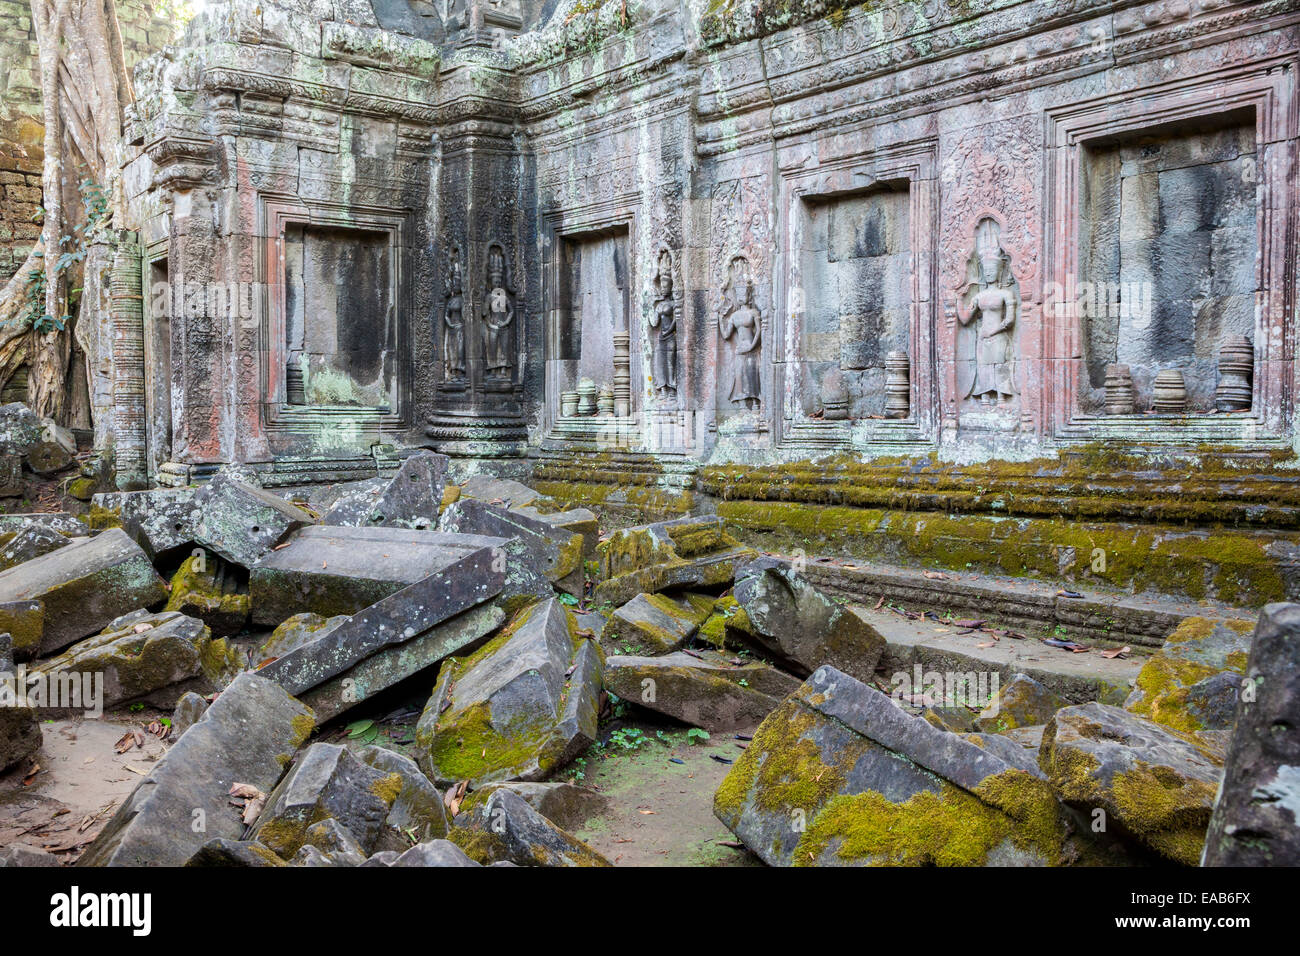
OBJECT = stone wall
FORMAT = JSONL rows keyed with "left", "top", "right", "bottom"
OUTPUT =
{"left": 119, "top": 0, "right": 1299, "bottom": 486}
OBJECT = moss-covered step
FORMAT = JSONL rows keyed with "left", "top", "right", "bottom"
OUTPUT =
{"left": 250, "top": 524, "right": 506, "bottom": 626}
{"left": 718, "top": 499, "right": 1300, "bottom": 609}
{"left": 0, "top": 598, "right": 43, "bottom": 658}
{"left": 79, "top": 672, "right": 315, "bottom": 867}
{"left": 714, "top": 665, "right": 1127, "bottom": 866}
{"left": 414, "top": 597, "right": 604, "bottom": 789}
{"left": 256, "top": 529, "right": 507, "bottom": 696}
{"left": 1039, "top": 702, "right": 1222, "bottom": 866}
{"left": 796, "top": 556, "right": 1251, "bottom": 649}
{"left": 600, "top": 591, "right": 714, "bottom": 655}
{"left": 1124, "top": 616, "right": 1252, "bottom": 734}
{"left": 605, "top": 650, "right": 800, "bottom": 731}
{"left": 320, "top": 451, "right": 448, "bottom": 530}
{"left": 595, "top": 515, "right": 757, "bottom": 606}
{"left": 32, "top": 609, "right": 241, "bottom": 711}
{"left": 0, "top": 527, "right": 168, "bottom": 656}
{"left": 1205, "top": 603, "right": 1300, "bottom": 865}
{"left": 734, "top": 556, "right": 887, "bottom": 683}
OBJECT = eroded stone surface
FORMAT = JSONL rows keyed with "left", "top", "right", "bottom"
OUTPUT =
{"left": 0, "top": 528, "right": 168, "bottom": 656}
{"left": 80, "top": 672, "right": 314, "bottom": 866}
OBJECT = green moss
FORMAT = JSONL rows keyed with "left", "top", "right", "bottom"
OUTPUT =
{"left": 1110, "top": 763, "right": 1216, "bottom": 866}
{"left": 289, "top": 711, "right": 316, "bottom": 748}
{"left": 793, "top": 770, "right": 1062, "bottom": 867}
{"left": 81, "top": 504, "right": 122, "bottom": 530}
{"left": 369, "top": 772, "right": 403, "bottom": 807}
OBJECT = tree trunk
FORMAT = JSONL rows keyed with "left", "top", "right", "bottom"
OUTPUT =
{"left": 3, "top": 0, "right": 132, "bottom": 422}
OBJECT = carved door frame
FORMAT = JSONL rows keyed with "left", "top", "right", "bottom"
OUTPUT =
{"left": 775, "top": 136, "right": 941, "bottom": 452}
{"left": 1044, "top": 59, "right": 1296, "bottom": 445}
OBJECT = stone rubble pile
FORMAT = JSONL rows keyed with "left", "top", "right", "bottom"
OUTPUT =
{"left": 0, "top": 461, "right": 1293, "bottom": 867}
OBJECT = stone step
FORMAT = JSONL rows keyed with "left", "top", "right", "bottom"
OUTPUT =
{"left": 800, "top": 555, "right": 1254, "bottom": 649}
{"left": 852, "top": 603, "right": 1145, "bottom": 705}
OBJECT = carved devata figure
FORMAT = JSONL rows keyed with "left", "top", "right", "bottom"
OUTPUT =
{"left": 649, "top": 249, "right": 679, "bottom": 395}
{"left": 955, "top": 217, "right": 1019, "bottom": 406}
{"left": 483, "top": 243, "right": 515, "bottom": 380}
{"left": 719, "top": 255, "right": 762, "bottom": 409}
{"left": 443, "top": 248, "right": 466, "bottom": 381}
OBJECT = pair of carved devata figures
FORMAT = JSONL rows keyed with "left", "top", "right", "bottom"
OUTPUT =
{"left": 439, "top": 218, "right": 1018, "bottom": 411}
{"left": 647, "top": 251, "right": 762, "bottom": 410}
{"left": 442, "top": 244, "right": 514, "bottom": 382}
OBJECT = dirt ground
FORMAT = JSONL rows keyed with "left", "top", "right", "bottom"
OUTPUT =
{"left": 0, "top": 712, "right": 170, "bottom": 862}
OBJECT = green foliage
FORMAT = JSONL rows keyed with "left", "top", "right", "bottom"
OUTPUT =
{"left": 686, "top": 728, "right": 710, "bottom": 745}
{"left": 15, "top": 180, "right": 112, "bottom": 334}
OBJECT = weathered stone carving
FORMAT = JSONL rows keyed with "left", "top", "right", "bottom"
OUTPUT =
{"left": 1215, "top": 336, "right": 1253, "bottom": 412}
{"left": 885, "top": 350, "right": 910, "bottom": 419}
{"left": 955, "top": 218, "right": 1019, "bottom": 407}
{"left": 1153, "top": 369, "right": 1188, "bottom": 414}
{"left": 719, "top": 256, "right": 762, "bottom": 410}
{"left": 1104, "top": 364, "right": 1136, "bottom": 415}
{"left": 649, "top": 249, "right": 679, "bottom": 396}
{"left": 483, "top": 243, "right": 515, "bottom": 381}
{"left": 442, "top": 248, "right": 466, "bottom": 382}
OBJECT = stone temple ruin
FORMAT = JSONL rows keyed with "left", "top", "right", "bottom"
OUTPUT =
{"left": 0, "top": 0, "right": 1299, "bottom": 872}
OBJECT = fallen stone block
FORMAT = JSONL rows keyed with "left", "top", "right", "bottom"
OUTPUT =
{"left": 0, "top": 844, "right": 60, "bottom": 866}
{"left": 296, "top": 818, "right": 367, "bottom": 865}
{"left": 259, "top": 612, "right": 348, "bottom": 661}
{"left": 79, "top": 672, "right": 314, "bottom": 866}
{"left": 439, "top": 496, "right": 585, "bottom": 599}
{"left": 249, "top": 742, "right": 401, "bottom": 859}
{"left": 298, "top": 601, "right": 504, "bottom": 723}
{"left": 93, "top": 488, "right": 199, "bottom": 560}
{"left": 26, "top": 420, "right": 76, "bottom": 474}
{"left": 193, "top": 474, "right": 314, "bottom": 568}
{"left": 321, "top": 451, "right": 449, "bottom": 530}
{"left": 714, "top": 665, "right": 1121, "bottom": 867}
{"left": 452, "top": 787, "right": 611, "bottom": 867}
{"left": 184, "top": 840, "right": 286, "bottom": 867}
{"left": 0, "top": 527, "right": 168, "bottom": 656}
{"left": 606, "top": 650, "right": 800, "bottom": 731}
{"left": 0, "top": 454, "right": 21, "bottom": 496}
{"left": 170, "top": 691, "right": 209, "bottom": 738}
{"left": 0, "top": 598, "right": 44, "bottom": 658}
{"left": 250, "top": 525, "right": 501, "bottom": 627}
{"left": 33, "top": 610, "right": 241, "bottom": 710}
{"left": 0, "top": 633, "right": 40, "bottom": 772}
{"left": 1205, "top": 603, "right": 1300, "bottom": 865}
{"left": 469, "top": 781, "right": 610, "bottom": 831}
{"left": 165, "top": 553, "right": 250, "bottom": 636}
{"left": 733, "top": 556, "right": 887, "bottom": 682}
{"left": 415, "top": 597, "right": 603, "bottom": 788}
{"left": 356, "top": 745, "right": 449, "bottom": 844}
{"left": 595, "top": 516, "right": 757, "bottom": 607}
{"left": 0, "top": 513, "right": 87, "bottom": 537}
{"left": 1125, "top": 615, "right": 1253, "bottom": 734}
{"left": 256, "top": 531, "right": 506, "bottom": 696}
{"left": 458, "top": 474, "right": 547, "bottom": 510}
{"left": 976, "top": 673, "right": 1065, "bottom": 734}
{"left": 0, "top": 402, "right": 42, "bottom": 456}
{"left": 601, "top": 591, "right": 713, "bottom": 655}
{"left": 514, "top": 505, "right": 599, "bottom": 556}
{"left": 0, "top": 523, "right": 71, "bottom": 571}
{"left": 1039, "top": 702, "right": 1221, "bottom": 866}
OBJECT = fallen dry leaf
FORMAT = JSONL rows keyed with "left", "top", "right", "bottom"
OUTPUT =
{"left": 1099, "top": 645, "right": 1132, "bottom": 659}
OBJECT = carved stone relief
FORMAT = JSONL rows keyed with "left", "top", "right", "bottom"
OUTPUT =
{"left": 719, "top": 255, "right": 763, "bottom": 411}
{"left": 442, "top": 246, "right": 467, "bottom": 383}
{"left": 649, "top": 248, "right": 679, "bottom": 397}
{"left": 955, "top": 217, "right": 1020, "bottom": 408}
{"left": 483, "top": 242, "right": 515, "bottom": 383}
